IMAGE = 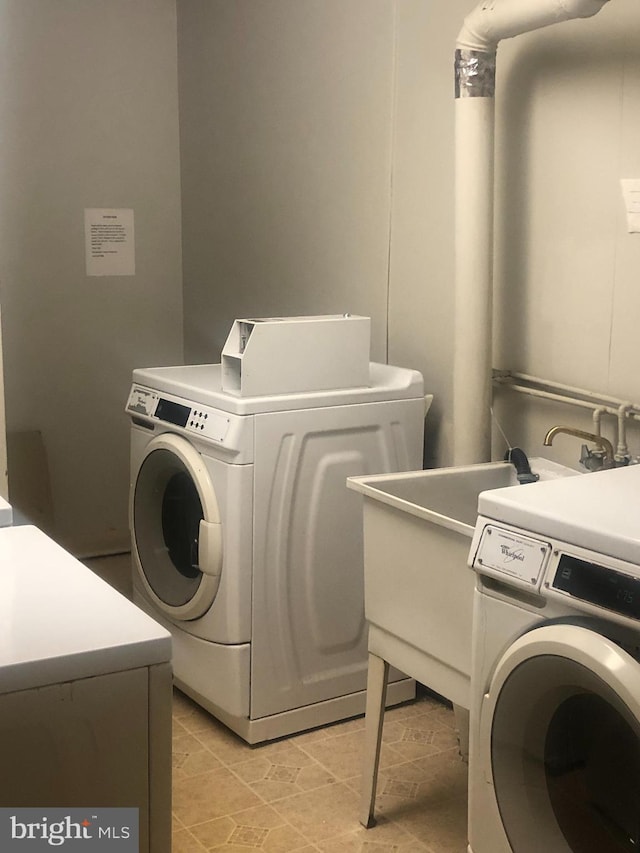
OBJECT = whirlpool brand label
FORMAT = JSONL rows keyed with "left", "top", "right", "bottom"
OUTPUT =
{"left": 475, "top": 526, "right": 550, "bottom": 586}
{"left": 0, "top": 809, "right": 138, "bottom": 851}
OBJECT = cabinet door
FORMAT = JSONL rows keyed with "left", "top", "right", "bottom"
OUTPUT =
{"left": 0, "top": 668, "right": 150, "bottom": 848}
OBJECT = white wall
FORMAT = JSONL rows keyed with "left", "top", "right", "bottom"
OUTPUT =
{"left": 178, "top": 0, "right": 396, "bottom": 364}
{"left": 0, "top": 1, "right": 183, "bottom": 555}
{"left": 491, "top": 0, "right": 640, "bottom": 467}
{"left": 388, "top": 0, "right": 640, "bottom": 470}
{"left": 3, "top": 0, "right": 639, "bottom": 555}
{"left": 388, "top": 0, "right": 471, "bottom": 467}
{"left": 184, "top": 0, "right": 640, "bottom": 479}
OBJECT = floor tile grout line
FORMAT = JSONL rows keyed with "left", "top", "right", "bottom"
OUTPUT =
{"left": 266, "top": 781, "right": 375, "bottom": 849}
{"left": 177, "top": 794, "right": 336, "bottom": 852}
{"left": 173, "top": 741, "right": 373, "bottom": 831}
{"left": 170, "top": 819, "right": 206, "bottom": 849}
{"left": 181, "top": 723, "right": 350, "bottom": 802}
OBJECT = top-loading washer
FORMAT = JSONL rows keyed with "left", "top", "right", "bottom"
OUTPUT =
{"left": 127, "top": 360, "right": 427, "bottom": 743}
{"left": 467, "top": 464, "right": 640, "bottom": 853}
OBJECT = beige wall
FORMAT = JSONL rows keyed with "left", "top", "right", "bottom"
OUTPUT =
{"left": 388, "top": 0, "right": 471, "bottom": 467}
{"left": 2, "top": 1, "right": 640, "bottom": 554}
{"left": 387, "top": 0, "right": 640, "bottom": 470}
{"left": 178, "top": 0, "right": 396, "bottom": 364}
{"left": 177, "top": 0, "right": 640, "bottom": 471}
{"left": 176, "top": 0, "right": 472, "bottom": 467}
{"left": 0, "top": 1, "right": 183, "bottom": 554}
{"left": 491, "top": 0, "right": 640, "bottom": 467}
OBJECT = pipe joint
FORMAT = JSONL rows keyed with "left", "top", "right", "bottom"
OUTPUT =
{"left": 455, "top": 49, "right": 497, "bottom": 98}
{"left": 456, "top": 0, "right": 610, "bottom": 53}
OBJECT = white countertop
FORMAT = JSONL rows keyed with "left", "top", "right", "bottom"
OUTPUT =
{"left": 478, "top": 464, "right": 640, "bottom": 565}
{"left": 0, "top": 526, "right": 171, "bottom": 694}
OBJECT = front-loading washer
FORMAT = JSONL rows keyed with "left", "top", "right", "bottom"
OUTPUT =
{"left": 466, "top": 464, "right": 640, "bottom": 853}
{"left": 127, "top": 361, "right": 427, "bottom": 743}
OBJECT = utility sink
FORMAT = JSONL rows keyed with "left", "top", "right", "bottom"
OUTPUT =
{"left": 347, "top": 458, "right": 578, "bottom": 709}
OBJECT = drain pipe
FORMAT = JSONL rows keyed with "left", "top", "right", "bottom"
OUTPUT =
{"left": 452, "top": 0, "right": 610, "bottom": 465}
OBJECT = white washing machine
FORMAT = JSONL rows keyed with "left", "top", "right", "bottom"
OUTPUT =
{"left": 127, "top": 361, "right": 427, "bottom": 743}
{"left": 467, "top": 464, "right": 640, "bottom": 853}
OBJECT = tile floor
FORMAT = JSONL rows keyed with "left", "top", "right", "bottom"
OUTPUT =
{"left": 171, "top": 688, "right": 468, "bottom": 853}
{"left": 84, "top": 553, "right": 469, "bottom": 852}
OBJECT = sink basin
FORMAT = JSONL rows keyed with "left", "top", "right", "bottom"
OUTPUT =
{"left": 349, "top": 457, "right": 577, "bottom": 536}
{"left": 347, "top": 458, "right": 578, "bottom": 708}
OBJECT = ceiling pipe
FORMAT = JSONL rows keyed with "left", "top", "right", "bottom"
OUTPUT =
{"left": 452, "top": 0, "right": 610, "bottom": 466}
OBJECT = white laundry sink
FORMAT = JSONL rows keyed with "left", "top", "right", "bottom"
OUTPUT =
{"left": 347, "top": 457, "right": 578, "bottom": 709}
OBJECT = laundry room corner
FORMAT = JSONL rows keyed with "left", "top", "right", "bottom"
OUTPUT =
{"left": 0, "top": 0, "right": 184, "bottom": 558}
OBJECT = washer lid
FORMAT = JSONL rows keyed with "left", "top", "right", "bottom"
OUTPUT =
{"left": 0, "top": 526, "right": 171, "bottom": 694}
{"left": 478, "top": 465, "right": 640, "bottom": 566}
{"left": 131, "top": 361, "right": 425, "bottom": 414}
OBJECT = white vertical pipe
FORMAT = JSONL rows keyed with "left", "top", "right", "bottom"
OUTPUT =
{"left": 453, "top": 96, "right": 495, "bottom": 465}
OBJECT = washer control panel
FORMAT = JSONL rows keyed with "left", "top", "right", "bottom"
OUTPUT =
{"left": 551, "top": 552, "right": 640, "bottom": 622}
{"left": 127, "top": 385, "right": 158, "bottom": 418}
{"left": 126, "top": 384, "right": 230, "bottom": 444}
{"left": 471, "top": 516, "right": 640, "bottom": 628}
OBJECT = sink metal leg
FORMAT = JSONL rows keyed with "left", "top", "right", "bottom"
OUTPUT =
{"left": 360, "top": 652, "right": 389, "bottom": 829}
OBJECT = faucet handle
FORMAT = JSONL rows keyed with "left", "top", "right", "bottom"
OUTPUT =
{"left": 579, "top": 443, "right": 607, "bottom": 472}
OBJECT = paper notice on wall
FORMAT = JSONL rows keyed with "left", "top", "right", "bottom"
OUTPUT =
{"left": 620, "top": 180, "right": 640, "bottom": 234}
{"left": 84, "top": 208, "right": 135, "bottom": 276}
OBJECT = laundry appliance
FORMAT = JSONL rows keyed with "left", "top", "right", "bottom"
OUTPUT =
{"left": 127, "top": 349, "right": 427, "bottom": 743}
{"left": 467, "top": 464, "right": 640, "bottom": 853}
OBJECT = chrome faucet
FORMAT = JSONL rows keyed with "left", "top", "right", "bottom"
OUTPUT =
{"left": 543, "top": 426, "right": 615, "bottom": 471}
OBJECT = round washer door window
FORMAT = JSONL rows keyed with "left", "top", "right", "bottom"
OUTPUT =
{"left": 133, "top": 433, "right": 223, "bottom": 620}
{"left": 486, "top": 624, "right": 640, "bottom": 853}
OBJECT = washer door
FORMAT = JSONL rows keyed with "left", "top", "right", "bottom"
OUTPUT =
{"left": 133, "top": 433, "right": 223, "bottom": 620}
{"left": 483, "top": 624, "right": 640, "bottom": 853}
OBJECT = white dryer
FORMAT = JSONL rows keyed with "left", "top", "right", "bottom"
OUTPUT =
{"left": 467, "top": 464, "right": 640, "bottom": 853}
{"left": 127, "top": 361, "right": 426, "bottom": 743}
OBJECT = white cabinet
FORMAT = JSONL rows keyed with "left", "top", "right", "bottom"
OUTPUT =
{"left": 0, "top": 526, "right": 172, "bottom": 853}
